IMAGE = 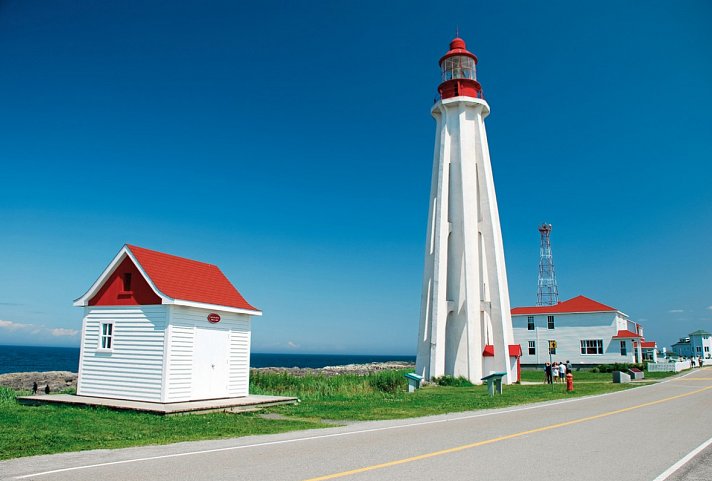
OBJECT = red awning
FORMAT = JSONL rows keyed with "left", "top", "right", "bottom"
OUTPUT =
{"left": 612, "top": 330, "right": 641, "bottom": 339}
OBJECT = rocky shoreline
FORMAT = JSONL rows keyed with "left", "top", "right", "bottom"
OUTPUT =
{"left": 0, "top": 371, "right": 78, "bottom": 393}
{"left": 0, "top": 362, "right": 416, "bottom": 393}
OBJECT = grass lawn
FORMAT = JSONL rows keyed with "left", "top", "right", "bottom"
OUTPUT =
{"left": 519, "top": 369, "right": 677, "bottom": 383}
{"left": 266, "top": 380, "right": 633, "bottom": 421}
{"left": 0, "top": 368, "right": 664, "bottom": 460}
{"left": 0, "top": 387, "right": 329, "bottom": 461}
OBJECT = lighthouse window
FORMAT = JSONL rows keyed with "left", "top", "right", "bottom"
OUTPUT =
{"left": 441, "top": 55, "right": 476, "bottom": 82}
{"left": 527, "top": 316, "right": 534, "bottom": 330}
{"left": 528, "top": 341, "right": 536, "bottom": 355}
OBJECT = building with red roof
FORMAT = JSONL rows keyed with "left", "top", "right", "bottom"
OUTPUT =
{"left": 74, "top": 244, "right": 261, "bottom": 402}
{"left": 511, "top": 295, "right": 654, "bottom": 366}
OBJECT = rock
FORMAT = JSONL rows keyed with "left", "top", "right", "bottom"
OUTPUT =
{"left": 0, "top": 371, "right": 77, "bottom": 393}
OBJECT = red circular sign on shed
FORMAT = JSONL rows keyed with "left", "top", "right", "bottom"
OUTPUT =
{"left": 207, "top": 313, "right": 221, "bottom": 323}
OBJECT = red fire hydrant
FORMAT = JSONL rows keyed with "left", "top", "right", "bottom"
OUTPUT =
{"left": 566, "top": 372, "right": 574, "bottom": 392}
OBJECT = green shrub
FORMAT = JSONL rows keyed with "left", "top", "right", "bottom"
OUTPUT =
{"left": 432, "top": 375, "right": 474, "bottom": 387}
{"left": 594, "top": 363, "right": 646, "bottom": 373}
{"left": 249, "top": 369, "right": 411, "bottom": 399}
{"left": 368, "top": 370, "right": 406, "bottom": 394}
{"left": 0, "top": 387, "right": 17, "bottom": 405}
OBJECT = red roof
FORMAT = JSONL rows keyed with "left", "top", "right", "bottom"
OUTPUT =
{"left": 511, "top": 295, "right": 617, "bottom": 315}
{"left": 127, "top": 245, "right": 259, "bottom": 312}
{"left": 612, "top": 330, "right": 641, "bottom": 339}
{"left": 634, "top": 341, "right": 657, "bottom": 349}
{"left": 482, "top": 345, "right": 495, "bottom": 357}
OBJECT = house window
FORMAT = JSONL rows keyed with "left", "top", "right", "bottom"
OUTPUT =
{"left": 122, "top": 273, "right": 132, "bottom": 291}
{"left": 705, "top": 347, "right": 710, "bottom": 353}
{"left": 696, "top": 346, "right": 702, "bottom": 353}
{"left": 548, "top": 340, "right": 557, "bottom": 355}
{"left": 100, "top": 322, "right": 114, "bottom": 350}
{"left": 620, "top": 341, "right": 627, "bottom": 356}
{"left": 580, "top": 339, "right": 603, "bottom": 355}
{"left": 547, "top": 315, "right": 555, "bottom": 329}
{"left": 527, "top": 316, "right": 534, "bottom": 330}
{"left": 528, "top": 340, "right": 536, "bottom": 355}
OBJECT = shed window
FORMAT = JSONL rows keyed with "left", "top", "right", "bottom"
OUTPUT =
{"left": 527, "top": 316, "right": 534, "bottom": 330}
{"left": 528, "top": 340, "right": 536, "bottom": 355}
{"left": 122, "top": 273, "right": 132, "bottom": 291}
{"left": 547, "top": 315, "right": 555, "bottom": 329}
{"left": 580, "top": 339, "right": 603, "bottom": 355}
{"left": 100, "top": 322, "right": 114, "bottom": 350}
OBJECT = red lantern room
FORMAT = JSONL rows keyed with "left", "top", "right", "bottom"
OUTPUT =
{"left": 438, "top": 37, "right": 483, "bottom": 100}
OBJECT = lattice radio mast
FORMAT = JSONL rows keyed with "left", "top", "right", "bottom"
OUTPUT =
{"left": 537, "top": 223, "right": 559, "bottom": 306}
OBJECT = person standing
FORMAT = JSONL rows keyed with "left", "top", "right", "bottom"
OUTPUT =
{"left": 545, "top": 362, "right": 552, "bottom": 384}
{"left": 552, "top": 362, "right": 559, "bottom": 383}
{"left": 559, "top": 361, "right": 567, "bottom": 382}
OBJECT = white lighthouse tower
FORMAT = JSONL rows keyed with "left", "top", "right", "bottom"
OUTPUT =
{"left": 415, "top": 37, "right": 518, "bottom": 385}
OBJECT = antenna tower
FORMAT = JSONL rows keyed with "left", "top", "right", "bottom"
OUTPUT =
{"left": 537, "top": 223, "right": 559, "bottom": 306}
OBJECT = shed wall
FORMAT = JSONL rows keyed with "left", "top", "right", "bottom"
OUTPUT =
{"left": 77, "top": 306, "right": 167, "bottom": 401}
{"left": 165, "top": 306, "right": 251, "bottom": 401}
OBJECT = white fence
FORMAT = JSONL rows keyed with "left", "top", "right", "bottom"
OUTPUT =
{"left": 647, "top": 360, "right": 691, "bottom": 372}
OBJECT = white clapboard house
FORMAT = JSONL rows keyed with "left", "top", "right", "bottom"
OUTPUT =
{"left": 74, "top": 244, "right": 261, "bottom": 402}
{"left": 511, "top": 295, "right": 654, "bottom": 367}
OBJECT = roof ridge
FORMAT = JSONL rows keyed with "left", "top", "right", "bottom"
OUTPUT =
{"left": 125, "top": 244, "right": 259, "bottom": 312}
{"left": 511, "top": 295, "right": 618, "bottom": 314}
{"left": 126, "top": 244, "right": 219, "bottom": 268}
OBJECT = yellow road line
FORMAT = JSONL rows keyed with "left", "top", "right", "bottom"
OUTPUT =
{"left": 671, "top": 377, "right": 712, "bottom": 381}
{"left": 303, "top": 385, "right": 712, "bottom": 481}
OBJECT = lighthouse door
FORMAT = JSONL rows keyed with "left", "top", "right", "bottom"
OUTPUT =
{"left": 192, "top": 328, "right": 229, "bottom": 400}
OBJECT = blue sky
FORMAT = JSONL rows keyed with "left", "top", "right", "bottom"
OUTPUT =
{"left": 0, "top": 1, "right": 710, "bottom": 353}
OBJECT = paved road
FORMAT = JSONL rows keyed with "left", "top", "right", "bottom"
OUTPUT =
{"left": 3, "top": 369, "right": 712, "bottom": 481}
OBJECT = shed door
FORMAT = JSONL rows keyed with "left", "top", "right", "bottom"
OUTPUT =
{"left": 192, "top": 328, "right": 229, "bottom": 400}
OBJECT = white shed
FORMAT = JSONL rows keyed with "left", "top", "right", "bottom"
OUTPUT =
{"left": 73, "top": 244, "right": 262, "bottom": 402}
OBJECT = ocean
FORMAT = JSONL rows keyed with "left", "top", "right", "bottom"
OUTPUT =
{"left": 0, "top": 345, "right": 415, "bottom": 375}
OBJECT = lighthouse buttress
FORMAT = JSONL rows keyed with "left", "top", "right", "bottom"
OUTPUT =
{"left": 415, "top": 37, "right": 516, "bottom": 385}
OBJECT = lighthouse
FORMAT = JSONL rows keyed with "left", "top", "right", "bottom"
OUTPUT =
{"left": 415, "top": 37, "right": 518, "bottom": 385}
